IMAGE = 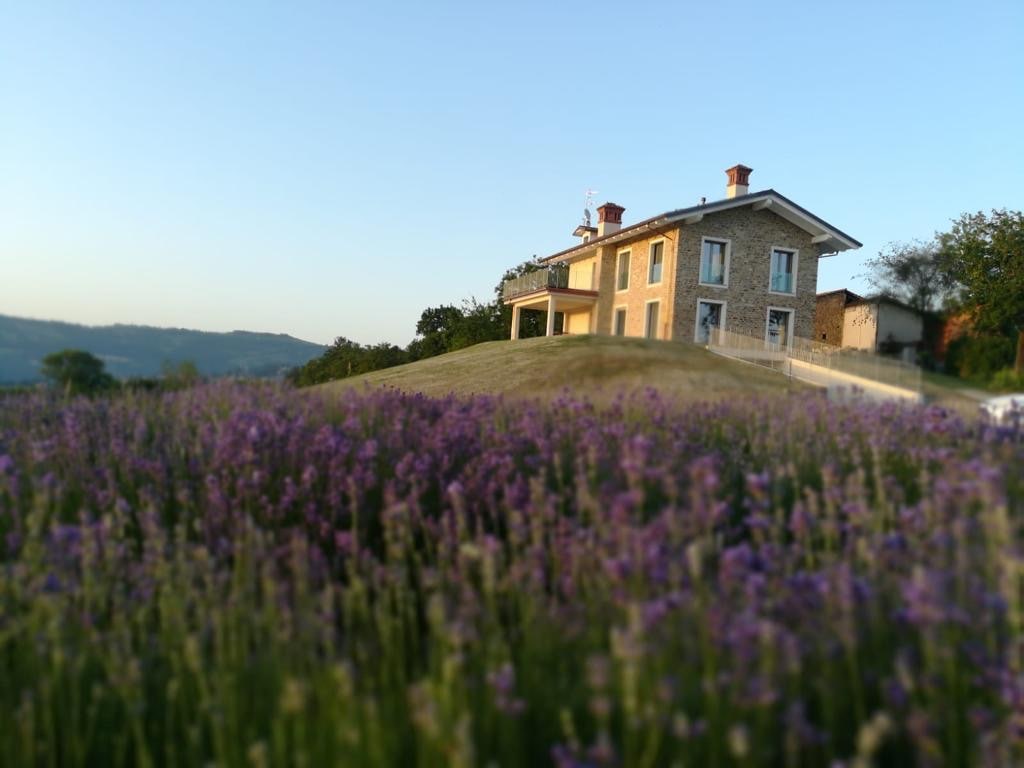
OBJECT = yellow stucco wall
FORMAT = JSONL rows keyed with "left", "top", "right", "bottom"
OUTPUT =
{"left": 564, "top": 309, "right": 592, "bottom": 334}
{"left": 568, "top": 256, "right": 597, "bottom": 290}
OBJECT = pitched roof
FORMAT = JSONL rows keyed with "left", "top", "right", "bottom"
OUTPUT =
{"left": 847, "top": 293, "right": 919, "bottom": 313}
{"left": 540, "top": 189, "right": 862, "bottom": 263}
{"left": 816, "top": 288, "right": 864, "bottom": 303}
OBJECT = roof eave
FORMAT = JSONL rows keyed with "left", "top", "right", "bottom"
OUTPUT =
{"left": 539, "top": 189, "right": 861, "bottom": 264}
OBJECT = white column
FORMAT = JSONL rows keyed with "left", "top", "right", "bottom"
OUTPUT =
{"left": 545, "top": 295, "right": 556, "bottom": 337}
{"left": 511, "top": 305, "right": 520, "bottom": 340}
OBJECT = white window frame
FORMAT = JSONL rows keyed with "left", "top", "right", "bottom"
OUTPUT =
{"left": 613, "top": 305, "right": 628, "bottom": 336}
{"left": 616, "top": 249, "right": 631, "bottom": 292}
{"left": 647, "top": 238, "right": 665, "bottom": 286}
{"left": 643, "top": 299, "right": 661, "bottom": 339}
{"left": 765, "top": 306, "right": 795, "bottom": 349}
{"left": 767, "top": 246, "right": 799, "bottom": 296}
{"left": 693, "top": 298, "right": 727, "bottom": 344}
{"left": 698, "top": 236, "right": 731, "bottom": 289}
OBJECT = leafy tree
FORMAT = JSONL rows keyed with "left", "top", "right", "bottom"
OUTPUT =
{"left": 288, "top": 337, "right": 410, "bottom": 387}
{"left": 863, "top": 239, "right": 952, "bottom": 315}
{"left": 40, "top": 349, "right": 117, "bottom": 396}
{"left": 450, "top": 298, "right": 504, "bottom": 350}
{"left": 414, "top": 305, "right": 465, "bottom": 357}
{"left": 361, "top": 342, "right": 407, "bottom": 372}
{"left": 940, "top": 209, "right": 1024, "bottom": 374}
{"left": 161, "top": 360, "right": 202, "bottom": 389}
{"left": 411, "top": 300, "right": 504, "bottom": 357}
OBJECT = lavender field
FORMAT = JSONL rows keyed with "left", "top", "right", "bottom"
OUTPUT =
{"left": 0, "top": 383, "right": 1021, "bottom": 767}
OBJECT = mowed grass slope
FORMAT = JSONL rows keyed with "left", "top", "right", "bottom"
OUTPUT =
{"left": 317, "top": 334, "right": 810, "bottom": 401}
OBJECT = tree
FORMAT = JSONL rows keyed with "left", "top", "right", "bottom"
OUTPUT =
{"left": 40, "top": 349, "right": 117, "bottom": 396}
{"left": 939, "top": 209, "right": 1024, "bottom": 374}
{"left": 287, "top": 336, "right": 411, "bottom": 387}
{"left": 863, "top": 239, "right": 951, "bottom": 315}
{"left": 414, "top": 305, "right": 465, "bottom": 357}
{"left": 161, "top": 360, "right": 202, "bottom": 389}
{"left": 449, "top": 298, "right": 504, "bottom": 350}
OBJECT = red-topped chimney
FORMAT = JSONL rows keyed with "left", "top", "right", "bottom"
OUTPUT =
{"left": 597, "top": 202, "right": 625, "bottom": 237}
{"left": 725, "top": 164, "right": 753, "bottom": 198}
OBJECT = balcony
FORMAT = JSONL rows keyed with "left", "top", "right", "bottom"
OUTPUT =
{"left": 502, "top": 265, "right": 569, "bottom": 300}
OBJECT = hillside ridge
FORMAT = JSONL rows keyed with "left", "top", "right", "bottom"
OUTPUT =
{"left": 0, "top": 313, "right": 325, "bottom": 383}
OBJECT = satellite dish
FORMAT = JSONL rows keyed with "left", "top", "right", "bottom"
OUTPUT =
{"left": 583, "top": 208, "right": 592, "bottom": 226}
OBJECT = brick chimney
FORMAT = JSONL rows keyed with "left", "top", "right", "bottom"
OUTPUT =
{"left": 725, "top": 164, "right": 753, "bottom": 198}
{"left": 597, "top": 202, "right": 625, "bottom": 237}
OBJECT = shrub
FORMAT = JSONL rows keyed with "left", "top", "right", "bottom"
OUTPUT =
{"left": 990, "top": 367, "right": 1024, "bottom": 391}
{"left": 944, "top": 333, "right": 1015, "bottom": 380}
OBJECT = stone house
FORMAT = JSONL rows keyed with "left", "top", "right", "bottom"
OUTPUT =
{"left": 503, "top": 165, "right": 861, "bottom": 347}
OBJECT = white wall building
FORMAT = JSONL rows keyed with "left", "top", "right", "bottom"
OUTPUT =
{"left": 842, "top": 296, "right": 923, "bottom": 352}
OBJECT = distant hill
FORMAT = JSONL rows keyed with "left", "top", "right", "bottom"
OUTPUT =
{"left": 0, "top": 314, "right": 326, "bottom": 384}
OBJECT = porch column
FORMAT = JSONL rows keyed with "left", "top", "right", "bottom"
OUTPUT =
{"left": 511, "top": 305, "right": 520, "bottom": 340}
{"left": 545, "top": 295, "right": 556, "bottom": 337}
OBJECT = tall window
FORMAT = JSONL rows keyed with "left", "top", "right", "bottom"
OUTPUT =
{"left": 648, "top": 241, "right": 664, "bottom": 284}
{"left": 645, "top": 302, "right": 660, "bottom": 339}
{"left": 614, "top": 308, "right": 627, "bottom": 336}
{"left": 695, "top": 300, "right": 724, "bottom": 344}
{"left": 700, "top": 239, "right": 728, "bottom": 286}
{"left": 766, "top": 308, "right": 794, "bottom": 348}
{"left": 617, "top": 251, "right": 631, "bottom": 291}
{"left": 770, "top": 248, "right": 797, "bottom": 294}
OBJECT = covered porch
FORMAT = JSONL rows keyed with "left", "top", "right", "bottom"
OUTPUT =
{"left": 506, "top": 288, "right": 598, "bottom": 339}
{"left": 502, "top": 266, "right": 599, "bottom": 339}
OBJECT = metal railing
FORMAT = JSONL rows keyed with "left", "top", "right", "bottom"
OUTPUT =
{"left": 769, "top": 273, "right": 794, "bottom": 294}
{"left": 708, "top": 327, "right": 922, "bottom": 394}
{"left": 502, "top": 265, "right": 569, "bottom": 300}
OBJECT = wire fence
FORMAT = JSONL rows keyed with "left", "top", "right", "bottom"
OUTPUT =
{"left": 709, "top": 327, "right": 922, "bottom": 394}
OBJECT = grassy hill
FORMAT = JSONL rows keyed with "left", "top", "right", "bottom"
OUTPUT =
{"left": 317, "top": 334, "right": 810, "bottom": 402}
{"left": 0, "top": 314, "right": 325, "bottom": 383}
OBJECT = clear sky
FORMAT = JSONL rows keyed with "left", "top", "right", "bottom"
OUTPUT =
{"left": 2, "top": 1, "right": 1021, "bottom": 346}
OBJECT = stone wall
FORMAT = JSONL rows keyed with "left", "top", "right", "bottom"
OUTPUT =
{"left": 814, "top": 292, "right": 849, "bottom": 346}
{"left": 670, "top": 208, "right": 826, "bottom": 342}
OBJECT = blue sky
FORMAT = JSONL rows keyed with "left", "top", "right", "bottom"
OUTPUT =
{"left": 2, "top": 1, "right": 1021, "bottom": 346}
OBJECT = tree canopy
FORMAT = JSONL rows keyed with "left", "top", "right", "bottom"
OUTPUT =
{"left": 863, "top": 239, "right": 951, "bottom": 315}
{"left": 40, "top": 349, "right": 116, "bottom": 395}
{"left": 940, "top": 209, "right": 1024, "bottom": 373}
{"left": 940, "top": 210, "right": 1024, "bottom": 334}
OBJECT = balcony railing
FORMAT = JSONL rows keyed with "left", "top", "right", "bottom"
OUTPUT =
{"left": 770, "top": 272, "right": 794, "bottom": 294}
{"left": 502, "top": 265, "right": 570, "bottom": 300}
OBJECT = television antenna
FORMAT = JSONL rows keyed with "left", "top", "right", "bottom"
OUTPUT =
{"left": 583, "top": 189, "right": 598, "bottom": 227}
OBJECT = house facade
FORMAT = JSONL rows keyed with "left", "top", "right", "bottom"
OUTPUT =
{"left": 503, "top": 165, "right": 861, "bottom": 347}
